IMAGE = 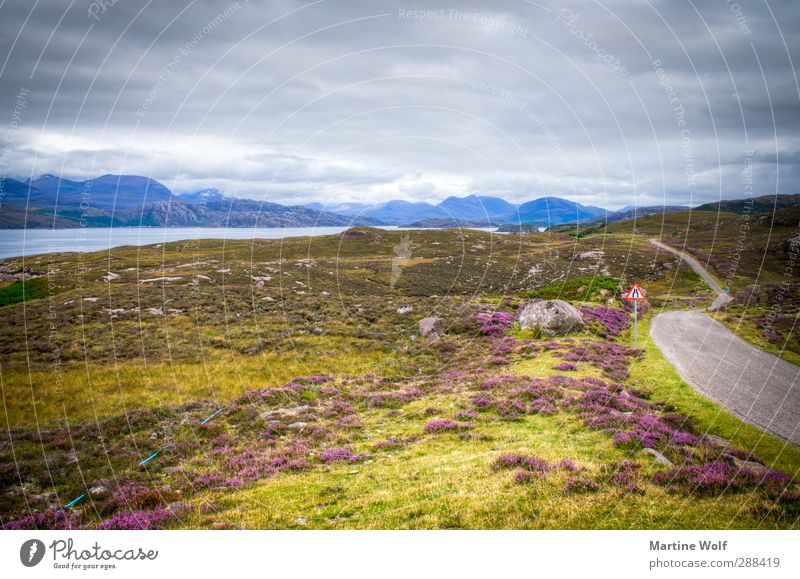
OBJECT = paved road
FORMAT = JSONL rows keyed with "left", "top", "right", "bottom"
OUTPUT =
{"left": 649, "top": 239, "right": 732, "bottom": 310}
{"left": 650, "top": 311, "right": 800, "bottom": 446}
{"left": 647, "top": 239, "right": 799, "bottom": 446}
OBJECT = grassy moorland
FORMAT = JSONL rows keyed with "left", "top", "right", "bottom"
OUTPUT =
{"left": 0, "top": 225, "right": 798, "bottom": 530}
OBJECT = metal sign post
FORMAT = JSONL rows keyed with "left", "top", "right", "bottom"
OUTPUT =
{"left": 624, "top": 283, "right": 646, "bottom": 348}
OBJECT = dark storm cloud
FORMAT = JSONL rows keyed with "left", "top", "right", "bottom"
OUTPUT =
{"left": 0, "top": 0, "right": 798, "bottom": 208}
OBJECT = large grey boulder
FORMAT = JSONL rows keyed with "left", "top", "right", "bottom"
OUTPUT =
{"left": 518, "top": 300, "right": 584, "bottom": 335}
{"left": 418, "top": 317, "right": 445, "bottom": 339}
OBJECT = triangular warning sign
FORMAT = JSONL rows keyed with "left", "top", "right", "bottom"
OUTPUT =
{"left": 624, "top": 283, "right": 646, "bottom": 301}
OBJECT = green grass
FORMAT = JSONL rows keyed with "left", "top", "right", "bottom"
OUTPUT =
{"left": 527, "top": 275, "right": 619, "bottom": 301}
{"left": 0, "top": 277, "right": 51, "bottom": 306}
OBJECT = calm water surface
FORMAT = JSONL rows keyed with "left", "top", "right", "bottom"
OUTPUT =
{"left": 0, "top": 226, "right": 499, "bottom": 259}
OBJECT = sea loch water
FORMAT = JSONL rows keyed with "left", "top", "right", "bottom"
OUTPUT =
{"left": 0, "top": 226, "right": 499, "bottom": 259}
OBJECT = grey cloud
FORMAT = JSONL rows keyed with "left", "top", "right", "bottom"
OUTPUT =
{"left": 0, "top": 0, "right": 798, "bottom": 208}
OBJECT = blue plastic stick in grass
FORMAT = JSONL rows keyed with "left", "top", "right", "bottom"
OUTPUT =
{"left": 201, "top": 407, "right": 225, "bottom": 425}
{"left": 64, "top": 493, "right": 86, "bottom": 508}
{"left": 139, "top": 452, "right": 159, "bottom": 466}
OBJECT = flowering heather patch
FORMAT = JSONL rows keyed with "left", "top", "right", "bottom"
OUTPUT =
{"left": 302, "top": 375, "right": 333, "bottom": 383}
{"left": 95, "top": 508, "right": 174, "bottom": 530}
{"left": 580, "top": 306, "right": 629, "bottom": 338}
{"left": 471, "top": 394, "right": 493, "bottom": 409}
{"left": 454, "top": 409, "right": 478, "bottom": 421}
{"left": 373, "top": 435, "right": 418, "bottom": 451}
{"left": 552, "top": 362, "right": 577, "bottom": 371}
{"left": 563, "top": 476, "right": 600, "bottom": 493}
{"left": 653, "top": 461, "right": 792, "bottom": 496}
{"left": 2, "top": 509, "right": 80, "bottom": 530}
{"left": 557, "top": 341, "right": 638, "bottom": 381}
{"left": 336, "top": 415, "right": 364, "bottom": 429}
{"left": 424, "top": 419, "right": 471, "bottom": 433}
{"left": 602, "top": 461, "right": 644, "bottom": 494}
{"left": 474, "top": 311, "right": 514, "bottom": 337}
{"left": 103, "top": 482, "right": 177, "bottom": 512}
{"left": 319, "top": 446, "right": 367, "bottom": 463}
{"left": 489, "top": 355, "right": 511, "bottom": 366}
{"left": 322, "top": 399, "right": 355, "bottom": 417}
{"left": 494, "top": 454, "right": 552, "bottom": 473}
{"left": 529, "top": 396, "right": 558, "bottom": 415}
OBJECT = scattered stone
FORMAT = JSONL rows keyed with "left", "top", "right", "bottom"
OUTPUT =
{"left": 140, "top": 276, "right": 182, "bottom": 283}
{"left": 295, "top": 517, "right": 308, "bottom": 525}
{"left": 103, "top": 308, "right": 127, "bottom": 317}
{"left": 83, "top": 297, "right": 98, "bottom": 303}
{"left": 701, "top": 434, "right": 734, "bottom": 450}
{"left": 578, "top": 250, "right": 604, "bottom": 260}
{"left": 287, "top": 422, "right": 308, "bottom": 430}
{"left": 731, "top": 456, "right": 769, "bottom": 475}
{"left": 89, "top": 485, "right": 108, "bottom": 497}
{"left": 101, "top": 272, "right": 119, "bottom": 282}
{"left": 418, "top": 317, "right": 445, "bottom": 339}
{"left": 396, "top": 306, "right": 413, "bottom": 315}
{"left": 518, "top": 299, "right": 584, "bottom": 335}
{"left": 641, "top": 448, "right": 674, "bottom": 467}
{"left": 260, "top": 405, "right": 312, "bottom": 420}
{"left": 146, "top": 307, "right": 164, "bottom": 316}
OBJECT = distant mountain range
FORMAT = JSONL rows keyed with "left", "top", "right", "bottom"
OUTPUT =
{"left": 306, "top": 194, "right": 608, "bottom": 226}
{"left": 0, "top": 175, "right": 378, "bottom": 228}
{"left": 2, "top": 173, "right": 797, "bottom": 230}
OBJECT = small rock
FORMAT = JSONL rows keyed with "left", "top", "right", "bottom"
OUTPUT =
{"left": 287, "top": 421, "right": 308, "bottom": 430}
{"left": 295, "top": 517, "right": 308, "bottom": 525}
{"left": 89, "top": 485, "right": 108, "bottom": 497}
{"left": 260, "top": 405, "right": 311, "bottom": 420}
{"left": 578, "top": 250, "right": 604, "bottom": 260}
{"left": 641, "top": 448, "right": 674, "bottom": 467}
{"left": 418, "top": 317, "right": 445, "bottom": 339}
{"left": 101, "top": 272, "right": 119, "bottom": 282}
{"left": 731, "top": 456, "right": 768, "bottom": 475}
{"left": 701, "top": 434, "right": 734, "bottom": 450}
{"left": 396, "top": 306, "right": 413, "bottom": 315}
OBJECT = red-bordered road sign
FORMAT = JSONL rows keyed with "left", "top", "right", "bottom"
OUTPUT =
{"left": 624, "top": 283, "right": 646, "bottom": 301}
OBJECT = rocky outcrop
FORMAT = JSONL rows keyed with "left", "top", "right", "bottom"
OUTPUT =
{"left": 418, "top": 317, "right": 445, "bottom": 339}
{"left": 518, "top": 300, "right": 584, "bottom": 335}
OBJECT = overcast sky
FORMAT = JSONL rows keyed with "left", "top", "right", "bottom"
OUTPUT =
{"left": 0, "top": 0, "right": 798, "bottom": 209}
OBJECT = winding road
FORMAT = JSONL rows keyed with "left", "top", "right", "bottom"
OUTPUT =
{"left": 648, "top": 239, "right": 800, "bottom": 447}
